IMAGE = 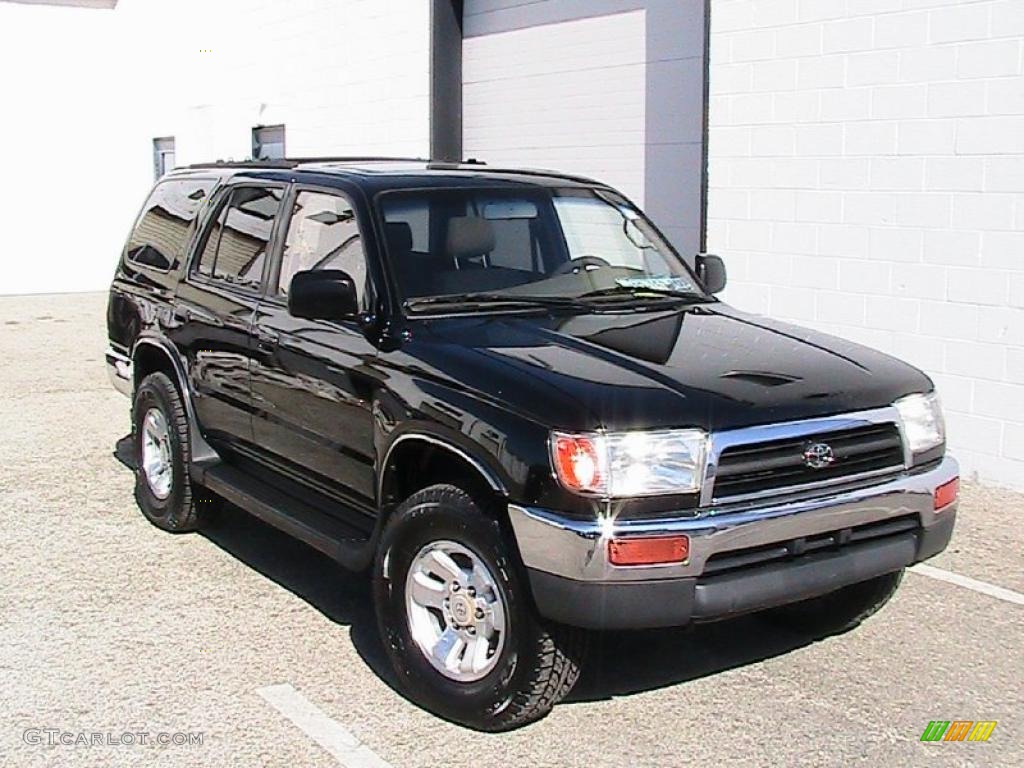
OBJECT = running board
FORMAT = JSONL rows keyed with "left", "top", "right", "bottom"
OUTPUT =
{"left": 195, "top": 463, "right": 377, "bottom": 572}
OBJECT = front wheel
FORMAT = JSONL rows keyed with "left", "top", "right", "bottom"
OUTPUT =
{"left": 373, "top": 484, "right": 586, "bottom": 731}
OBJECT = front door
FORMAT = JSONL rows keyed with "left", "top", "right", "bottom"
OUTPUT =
{"left": 250, "top": 187, "right": 380, "bottom": 510}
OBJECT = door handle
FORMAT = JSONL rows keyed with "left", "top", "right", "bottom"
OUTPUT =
{"left": 173, "top": 306, "right": 193, "bottom": 322}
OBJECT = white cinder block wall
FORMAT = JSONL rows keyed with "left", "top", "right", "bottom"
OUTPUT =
{"left": 0, "top": 0, "right": 430, "bottom": 296}
{"left": 707, "top": 0, "right": 1024, "bottom": 490}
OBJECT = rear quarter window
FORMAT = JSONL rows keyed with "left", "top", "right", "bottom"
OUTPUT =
{"left": 125, "top": 178, "right": 213, "bottom": 271}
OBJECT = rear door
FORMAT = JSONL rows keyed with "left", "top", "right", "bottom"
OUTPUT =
{"left": 249, "top": 185, "right": 380, "bottom": 510}
{"left": 172, "top": 182, "right": 287, "bottom": 450}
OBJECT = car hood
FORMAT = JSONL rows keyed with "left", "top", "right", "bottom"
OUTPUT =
{"left": 409, "top": 302, "right": 933, "bottom": 432}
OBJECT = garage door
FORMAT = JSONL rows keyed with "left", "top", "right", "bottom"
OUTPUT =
{"left": 463, "top": 6, "right": 646, "bottom": 203}
{"left": 461, "top": 0, "right": 707, "bottom": 255}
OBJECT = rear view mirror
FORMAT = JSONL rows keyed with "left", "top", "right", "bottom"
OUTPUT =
{"left": 288, "top": 269, "right": 358, "bottom": 321}
{"left": 481, "top": 200, "right": 538, "bottom": 219}
{"left": 695, "top": 254, "right": 727, "bottom": 294}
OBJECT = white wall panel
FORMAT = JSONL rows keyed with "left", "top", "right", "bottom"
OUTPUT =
{"left": 463, "top": 9, "right": 647, "bottom": 205}
{"left": 0, "top": 0, "right": 431, "bottom": 295}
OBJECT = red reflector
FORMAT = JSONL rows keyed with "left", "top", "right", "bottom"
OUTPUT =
{"left": 609, "top": 535, "right": 689, "bottom": 566}
{"left": 934, "top": 477, "right": 959, "bottom": 510}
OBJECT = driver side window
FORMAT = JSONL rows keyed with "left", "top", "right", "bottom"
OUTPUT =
{"left": 278, "top": 191, "right": 368, "bottom": 309}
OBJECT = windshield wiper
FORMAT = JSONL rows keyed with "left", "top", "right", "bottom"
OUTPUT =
{"left": 405, "top": 286, "right": 711, "bottom": 314}
{"left": 405, "top": 292, "right": 591, "bottom": 312}
{"left": 578, "top": 285, "right": 710, "bottom": 303}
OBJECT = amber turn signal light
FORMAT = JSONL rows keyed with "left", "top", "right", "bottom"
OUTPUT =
{"left": 608, "top": 535, "right": 689, "bottom": 566}
{"left": 551, "top": 434, "right": 604, "bottom": 494}
{"left": 934, "top": 477, "right": 959, "bottom": 510}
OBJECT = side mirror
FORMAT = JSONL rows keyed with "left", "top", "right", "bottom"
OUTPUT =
{"left": 288, "top": 269, "right": 358, "bottom": 321}
{"left": 695, "top": 253, "right": 727, "bottom": 294}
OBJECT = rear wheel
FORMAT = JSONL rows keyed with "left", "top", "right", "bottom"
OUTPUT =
{"left": 131, "top": 372, "right": 216, "bottom": 532}
{"left": 766, "top": 570, "right": 904, "bottom": 636}
{"left": 373, "top": 484, "right": 586, "bottom": 731}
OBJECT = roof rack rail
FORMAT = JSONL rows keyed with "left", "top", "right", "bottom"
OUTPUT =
{"left": 471, "top": 165, "right": 599, "bottom": 186}
{"left": 292, "top": 156, "right": 432, "bottom": 165}
{"left": 183, "top": 156, "right": 488, "bottom": 170}
{"left": 184, "top": 156, "right": 442, "bottom": 170}
{"left": 184, "top": 159, "right": 296, "bottom": 169}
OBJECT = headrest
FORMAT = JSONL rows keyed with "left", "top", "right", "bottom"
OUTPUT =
{"left": 445, "top": 217, "right": 495, "bottom": 259}
{"left": 384, "top": 221, "right": 413, "bottom": 254}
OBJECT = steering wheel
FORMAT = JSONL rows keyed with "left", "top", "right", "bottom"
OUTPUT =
{"left": 553, "top": 255, "right": 612, "bottom": 276}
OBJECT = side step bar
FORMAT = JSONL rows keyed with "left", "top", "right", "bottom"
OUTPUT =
{"left": 195, "top": 464, "right": 377, "bottom": 572}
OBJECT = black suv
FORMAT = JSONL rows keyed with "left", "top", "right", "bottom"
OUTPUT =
{"left": 107, "top": 158, "right": 959, "bottom": 730}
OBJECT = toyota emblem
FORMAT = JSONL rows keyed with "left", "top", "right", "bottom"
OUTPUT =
{"left": 803, "top": 442, "right": 835, "bottom": 469}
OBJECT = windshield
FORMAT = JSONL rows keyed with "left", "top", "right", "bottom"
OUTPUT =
{"left": 378, "top": 187, "right": 705, "bottom": 310}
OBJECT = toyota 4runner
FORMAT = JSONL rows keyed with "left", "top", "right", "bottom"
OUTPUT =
{"left": 106, "top": 158, "right": 959, "bottom": 731}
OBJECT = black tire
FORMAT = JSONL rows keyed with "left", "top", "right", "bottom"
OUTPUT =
{"left": 131, "top": 372, "right": 215, "bottom": 532}
{"left": 373, "top": 484, "right": 586, "bottom": 731}
{"left": 765, "top": 569, "right": 904, "bottom": 637}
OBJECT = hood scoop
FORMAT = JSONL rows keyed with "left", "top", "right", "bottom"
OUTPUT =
{"left": 720, "top": 369, "right": 802, "bottom": 388}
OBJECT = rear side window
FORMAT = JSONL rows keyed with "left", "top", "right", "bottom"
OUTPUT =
{"left": 195, "top": 185, "right": 284, "bottom": 287}
{"left": 125, "top": 178, "right": 212, "bottom": 270}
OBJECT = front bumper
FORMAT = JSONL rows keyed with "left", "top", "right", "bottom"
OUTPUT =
{"left": 509, "top": 456, "right": 959, "bottom": 629}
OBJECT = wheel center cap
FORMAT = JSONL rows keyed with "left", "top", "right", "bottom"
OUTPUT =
{"left": 450, "top": 595, "right": 473, "bottom": 626}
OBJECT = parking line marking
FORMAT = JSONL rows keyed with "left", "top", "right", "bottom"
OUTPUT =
{"left": 910, "top": 563, "right": 1024, "bottom": 606}
{"left": 258, "top": 683, "right": 394, "bottom": 768}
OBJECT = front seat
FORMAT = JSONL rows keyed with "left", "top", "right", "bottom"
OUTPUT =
{"left": 434, "top": 216, "right": 519, "bottom": 295}
{"left": 445, "top": 216, "right": 496, "bottom": 270}
{"left": 384, "top": 221, "right": 426, "bottom": 296}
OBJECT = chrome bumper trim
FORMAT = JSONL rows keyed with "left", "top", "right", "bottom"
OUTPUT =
{"left": 508, "top": 456, "right": 959, "bottom": 583}
{"left": 105, "top": 347, "right": 132, "bottom": 397}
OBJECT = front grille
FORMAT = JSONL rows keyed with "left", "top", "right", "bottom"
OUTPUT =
{"left": 702, "top": 514, "right": 920, "bottom": 577}
{"left": 712, "top": 422, "right": 904, "bottom": 500}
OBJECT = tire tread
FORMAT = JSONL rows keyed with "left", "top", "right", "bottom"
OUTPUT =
{"left": 132, "top": 371, "right": 210, "bottom": 532}
{"left": 375, "top": 483, "right": 586, "bottom": 731}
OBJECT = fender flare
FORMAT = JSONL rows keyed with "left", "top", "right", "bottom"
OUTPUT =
{"left": 131, "top": 335, "right": 219, "bottom": 465}
{"left": 377, "top": 432, "right": 508, "bottom": 506}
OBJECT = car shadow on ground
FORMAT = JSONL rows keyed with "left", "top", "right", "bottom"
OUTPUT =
{"left": 114, "top": 437, "right": 825, "bottom": 709}
{"left": 115, "top": 434, "right": 398, "bottom": 687}
{"left": 201, "top": 502, "right": 822, "bottom": 708}
{"left": 198, "top": 503, "right": 398, "bottom": 685}
{"left": 567, "top": 617, "right": 813, "bottom": 703}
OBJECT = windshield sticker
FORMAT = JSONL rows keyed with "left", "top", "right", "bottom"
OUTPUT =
{"left": 616, "top": 276, "right": 696, "bottom": 292}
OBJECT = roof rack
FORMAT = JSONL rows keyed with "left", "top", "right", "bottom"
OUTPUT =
{"left": 469, "top": 165, "right": 600, "bottom": 186}
{"left": 183, "top": 156, "right": 487, "bottom": 170}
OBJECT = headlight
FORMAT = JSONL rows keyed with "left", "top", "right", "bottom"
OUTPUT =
{"left": 894, "top": 391, "right": 945, "bottom": 456}
{"left": 551, "top": 429, "right": 708, "bottom": 497}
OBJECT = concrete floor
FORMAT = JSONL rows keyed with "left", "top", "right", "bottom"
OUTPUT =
{"left": 0, "top": 292, "right": 1021, "bottom": 768}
